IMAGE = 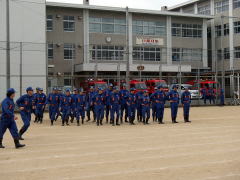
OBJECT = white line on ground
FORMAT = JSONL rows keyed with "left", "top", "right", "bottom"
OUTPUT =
{"left": 202, "top": 173, "right": 240, "bottom": 180}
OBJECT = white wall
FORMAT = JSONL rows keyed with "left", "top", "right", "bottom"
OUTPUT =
{"left": 0, "top": 0, "right": 46, "bottom": 101}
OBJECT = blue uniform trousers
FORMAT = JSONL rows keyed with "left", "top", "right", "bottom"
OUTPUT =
{"left": 49, "top": 105, "right": 58, "bottom": 121}
{"left": 0, "top": 118, "right": 19, "bottom": 139}
{"left": 110, "top": 104, "right": 120, "bottom": 124}
{"left": 95, "top": 105, "right": 104, "bottom": 125}
{"left": 120, "top": 103, "right": 128, "bottom": 121}
{"left": 155, "top": 103, "right": 165, "bottom": 119}
{"left": 142, "top": 105, "right": 150, "bottom": 123}
{"left": 19, "top": 110, "right": 31, "bottom": 135}
{"left": 170, "top": 102, "right": 178, "bottom": 119}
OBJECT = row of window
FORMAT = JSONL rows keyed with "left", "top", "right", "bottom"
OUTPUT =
{"left": 215, "top": 21, "right": 240, "bottom": 37}
{"left": 172, "top": 23, "right": 202, "bottom": 38}
{"left": 46, "top": 15, "right": 202, "bottom": 39}
{"left": 132, "top": 20, "right": 166, "bottom": 36}
{"left": 217, "top": 47, "right": 240, "bottom": 59}
{"left": 89, "top": 17, "right": 126, "bottom": 34}
{"left": 48, "top": 43, "right": 75, "bottom": 60}
{"left": 215, "top": 0, "right": 229, "bottom": 14}
{"left": 90, "top": 45, "right": 125, "bottom": 60}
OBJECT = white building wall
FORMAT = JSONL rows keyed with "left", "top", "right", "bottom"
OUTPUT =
{"left": 0, "top": 0, "right": 46, "bottom": 101}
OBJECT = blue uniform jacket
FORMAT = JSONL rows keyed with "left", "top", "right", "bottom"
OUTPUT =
{"left": 167, "top": 90, "right": 180, "bottom": 104}
{"left": 181, "top": 91, "right": 191, "bottom": 104}
{"left": 126, "top": 93, "right": 137, "bottom": 106}
{"left": 152, "top": 90, "right": 166, "bottom": 104}
{"left": 105, "top": 89, "right": 113, "bottom": 106}
{"left": 141, "top": 95, "right": 150, "bottom": 107}
{"left": 110, "top": 92, "right": 120, "bottom": 105}
{"left": 35, "top": 93, "right": 47, "bottom": 106}
{"left": 119, "top": 89, "right": 129, "bottom": 104}
{"left": 1, "top": 97, "right": 15, "bottom": 119}
{"left": 16, "top": 94, "right": 35, "bottom": 112}
{"left": 93, "top": 94, "right": 105, "bottom": 106}
{"left": 46, "top": 93, "right": 60, "bottom": 106}
{"left": 60, "top": 95, "right": 73, "bottom": 110}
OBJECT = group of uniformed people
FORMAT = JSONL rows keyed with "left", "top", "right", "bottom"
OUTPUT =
{"left": 0, "top": 84, "right": 192, "bottom": 148}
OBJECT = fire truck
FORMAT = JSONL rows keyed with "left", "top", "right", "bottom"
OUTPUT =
{"left": 129, "top": 80, "right": 148, "bottom": 93}
{"left": 80, "top": 79, "right": 108, "bottom": 92}
{"left": 145, "top": 79, "right": 169, "bottom": 94}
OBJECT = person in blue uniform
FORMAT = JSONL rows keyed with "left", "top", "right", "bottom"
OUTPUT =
{"left": 201, "top": 87, "right": 207, "bottom": 104}
{"left": 16, "top": 87, "right": 35, "bottom": 140}
{"left": 136, "top": 90, "right": 143, "bottom": 122}
{"left": 93, "top": 88, "right": 105, "bottom": 126}
{"left": 220, "top": 88, "right": 225, "bottom": 106}
{"left": 55, "top": 88, "right": 63, "bottom": 121}
{"left": 60, "top": 89, "right": 73, "bottom": 126}
{"left": 167, "top": 85, "right": 179, "bottom": 123}
{"left": 76, "top": 88, "right": 86, "bottom": 126}
{"left": 208, "top": 87, "right": 215, "bottom": 104}
{"left": 105, "top": 84, "right": 113, "bottom": 123}
{"left": 33, "top": 87, "right": 40, "bottom": 123}
{"left": 86, "top": 87, "right": 96, "bottom": 122}
{"left": 46, "top": 88, "right": 60, "bottom": 126}
{"left": 119, "top": 84, "right": 129, "bottom": 123}
{"left": 141, "top": 90, "right": 151, "bottom": 125}
{"left": 0, "top": 88, "right": 25, "bottom": 149}
{"left": 150, "top": 87, "right": 158, "bottom": 122}
{"left": 35, "top": 88, "right": 46, "bottom": 124}
{"left": 126, "top": 88, "right": 137, "bottom": 125}
{"left": 181, "top": 87, "right": 191, "bottom": 123}
{"left": 110, "top": 87, "right": 120, "bottom": 126}
{"left": 70, "top": 88, "right": 78, "bottom": 123}
{"left": 152, "top": 85, "right": 166, "bottom": 124}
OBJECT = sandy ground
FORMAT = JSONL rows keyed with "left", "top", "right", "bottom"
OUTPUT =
{"left": 0, "top": 106, "right": 240, "bottom": 180}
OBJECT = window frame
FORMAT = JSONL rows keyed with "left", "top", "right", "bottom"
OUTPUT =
{"left": 63, "top": 15, "right": 75, "bottom": 32}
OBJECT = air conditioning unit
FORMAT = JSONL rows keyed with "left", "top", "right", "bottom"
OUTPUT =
{"left": 56, "top": 43, "right": 61, "bottom": 47}
{"left": 56, "top": 14, "right": 61, "bottom": 19}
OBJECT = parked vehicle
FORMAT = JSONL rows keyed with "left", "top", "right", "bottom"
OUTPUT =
{"left": 169, "top": 84, "right": 201, "bottom": 99}
{"left": 145, "top": 79, "right": 168, "bottom": 94}
{"left": 80, "top": 79, "right": 108, "bottom": 92}
{"left": 130, "top": 80, "right": 148, "bottom": 93}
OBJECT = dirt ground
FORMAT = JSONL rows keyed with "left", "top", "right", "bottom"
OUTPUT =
{"left": 0, "top": 106, "right": 240, "bottom": 180}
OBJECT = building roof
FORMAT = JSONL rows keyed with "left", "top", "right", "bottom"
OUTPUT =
{"left": 168, "top": 0, "right": 200, "bottom": 10}
{"left": 46, "top": 1, "right": 213, "bottom": 19}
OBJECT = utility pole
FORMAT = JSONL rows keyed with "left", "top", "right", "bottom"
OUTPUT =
{"left": 125, "top": 6, "right": 130, "bottom": 90}
{"left": 6, "top": 0, "right": 10, "bottom": 89}
{"left": 220, "top": 15, "right": 225, "bottom": 104}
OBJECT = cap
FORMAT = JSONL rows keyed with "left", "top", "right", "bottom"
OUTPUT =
{"left": 143, "top": 90, "right": 148, "bottom": 93}
{"left": 7, "top": 88, "right": 16, "bottom": 94}
{"left": 79, "top": 88, "right": 84, "bottom": 92}
{"left": 98, "top": 87, "right": 103, "bottom": 91}
{"left": 39, "top": 88, "right": 43, "bottom": 91}
{"left": 65, "top": 88, "right": 71, "bottom": 92}
{"left": 26, "top": 87, "right": 33, "bottom": 92}
{"left": 53, "top": 87, "right": 58, "bottom": 91}
{"left": 36, "top": 87, "right": 40, "bottom": 91}
{"left": 172, "top": 85, "right": 177, "bottom": 89}
{"left": 122, "top": 83, "right": 127, "bottom": 87}
{"left": 73, "top": 88, "right": 78, "bottom": 91}
{"left": 157, "top": 85, "right": 163, "bottom": 89}
{"left": 108, "top": 83, "right": 113, "bottom": 87}
{"left": 130, "top": 88, "right": 135, "bottom": 91}
{"left": 58, "top": 88, "right": 62, "bottom": 91}
{"left": 113, "top": 86, "right": 118, "bottom": 90}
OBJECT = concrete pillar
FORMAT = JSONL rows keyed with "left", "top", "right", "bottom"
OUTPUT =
{"left": 194, "top": 3, "right": 198, "bottom": 14}
{"left": 229, "top": 0, "right": 234, "bottom": 70}
{"left": 128, "top": 13, "right": 133, "bottom": 65}
{"left": 83, "top": 9, "right": 89, "bottom": 64}
{"left": 210, "top": 0, "right": 216, "bottom": 71}
{"left": 166, "top": 16, "right": 172, "bottom": 65}
{"left": 202, "top": 19, "right": 208, "bottom": 68}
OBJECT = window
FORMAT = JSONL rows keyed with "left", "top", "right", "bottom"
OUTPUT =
{"left": 215, "top": 0, "right": 229, "bottom": 14}
{"left": 133, "top": 47, "right": 161, "bottom": 61}
{"left": 64, "top": 44, "right": 75, "bottom": 60}
{"left": 47, "top": 15, "right": 53, "bottom": 31}
{"left": 172, "top": 23, "right": 202, "bottom": 38}
{"left": 63, "top": 16, "right": 75, "bottom": 32}
{"left": 224, "top": 23, "right": 229, "bottom": 36}
{"left": 234, "top": 21, "right": 240, "bottom": 34}
{"left": 64, "top": 79, "right": 72, "bottom": 86}
{"left": 89, "top": 17, "right": 126, "bottom": 34}
{"left": 90, "top": 45, "right": 125, "bottom": 61}
{"left": 198, "top": 5, "right": 211, "bottom": 15}
{"left": 224, "top": 48, "right": 230, "bottom": 59}
{"left": 217, "top": 49, "right": 222, "bottom": 60}
{"left": 133, "top": 20, "right": 166, "bottom": 36}
{"left": 172, "top": 48, "right": 202, "bottom": 61}
{"left": 48, "top": 43, "right": 53, "bottom": 60}
{"left": 235, "top": 47, "right": 240, "bottom": 58}
{"left": 233, "top": 0, "right": 240, "bottom": 9}
{"left": 215, "top": 25, "right": 222, "bottom": 37}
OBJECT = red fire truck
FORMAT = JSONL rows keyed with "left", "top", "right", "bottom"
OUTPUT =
{"left": 80, "top": 79, "right": 108, "bottom": 92}
{"left": 129, "top": 80, "right": 148, "bottom": 93}
{"left": 145, "top": 79, "right": 169, "bottom": 94}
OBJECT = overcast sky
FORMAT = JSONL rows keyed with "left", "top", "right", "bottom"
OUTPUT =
{"left": 47, "top": 0, "right": 187, "bottom": 10}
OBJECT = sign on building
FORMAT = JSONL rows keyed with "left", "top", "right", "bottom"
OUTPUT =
{"left": 136, "top": 37, "right": 164, "bottom": 46}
